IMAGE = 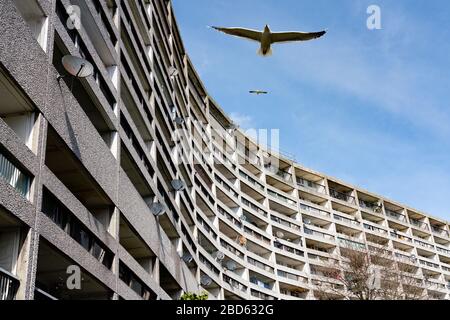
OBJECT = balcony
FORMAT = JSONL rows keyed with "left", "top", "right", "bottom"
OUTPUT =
{"left": 247, "top": 257, "right": 274, "bottom": 274}
{"left": 277, "top": 270, "right": 308, "bottom": 284}
{"left": 337, "top": 237, "right": 366, "bottom": 250}
{"left": 274, "top": 240, "right": 304, "bottom": 257}
{"left": 250, "top": 289, "right": 276, "bottom": 300}
{"left": 270, "top": 215, "right": 301, "bottom": 232}
{"left": 215, "top": 174, "right": 239, "bottom": 199}
{"left": 241, "top": 197, "right": 268, "bottom": 218}
{"left": 297, "top": 178, "right": 325, "bottom": 194}
{"left": 334, "top": 214, "right": 360, "bottom": 227}
{"left": 265, "top": 165, "right": 292, "bottom": 183}
{"left": 386, "top": 209, "right": 407, "bottom": 223}
{"left": 249, "top": 276, "right": 272, "bottom": 290}
{"left": 329, "top": 188, "right": 356, "bottom": 205}
{"left": 304, "top": 227, "right": 334, "bottom": 241}
{"left": 363, "top": 223, "right": 387, "bottom": 235}
{"left": 359, "top": 199, "right": 382, "bottom": 213}
{"left": 0, "top": 267, "right": 19, "bottom": 300}
{"left": 299, "top": 203, "right": 330, "bottom": 218}
{"left": 267, "top": 189, "right": 297, "bottom": 208}
{"left": 414, "top": 239, "right": 434, "bottom": 251}
{"left": 390, "top": 230, "right": 412, "bottom": 243}
{"left": 431, "top": 225, "right": 449, "bottom": 238}
{"left": 410, "top": 219, "right": 429, "bottom": 231}
{"left": 223, "top": 274, "right": 247, "bottom": 292}
{"left": 436, "top": 246, "right": 450, "bottom": 256}
{"left": 419, "top": 259, "right": 439, "bottom": 270}
{"left": 239, "top": 170, "right": 265, "bottom": 192}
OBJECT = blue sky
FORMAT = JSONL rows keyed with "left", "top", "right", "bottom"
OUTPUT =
{"left": 172, "top": 0, "right": 450, "bottom": 221}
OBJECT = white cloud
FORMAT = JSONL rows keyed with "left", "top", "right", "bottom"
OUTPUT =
{"left": 229, "top": 112, "right": 255, "bottom": 129}
{"left": 274, "top": 15, "right": 450, "bottom": 140}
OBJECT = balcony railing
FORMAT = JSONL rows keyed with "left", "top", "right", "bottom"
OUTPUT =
{"left": 436, "top": 246, "right": 450, "bottom": 256}
{"left": 329, "top": 189, "right": 356, "bottom": 205}
{"left": 431, "top": 225, "right": 449, "bottom": 238}
{"left": 390, "top": 231, "right": 412, "bottom": 243}
{"left": 277, "top": 270, "right": 308, "bottom": 284}
{"left": 359, "top": 199, "right": 382, "bottom": 213}
{"left": 248, "top": 257, "right": 274, "bottom": 273}
{"left": 239, "top": 170, "right": 265, "bottom": 191}
{"left": 338, "top": 237, "right": 366, "bottom": 250}
{"left": 410, "top": 219, "right": 429, "bottom": 231}
{"left": 297, "top": 178, "right": 326, "bottom": 194}
{"left": 414, "top": 239, "right": 434, "bottom": 250}
{"left": 419, "top": 259, "right": 439, "bottom": 269}
{"left": 274, "top": 241, "right": 304, "bottom": 257}
{"left": 250, "top": 277, "right": 271, "bottom": 290}
{"left": 265, "top": 165, "right": 292, "bottom": 183}
{"left": 242, "top": 198, "right": 268, "bottom": 217}
{"left": 223, "top": 274, "right": 247, "bottom": 292}
{"left": 215, "top": 174, "right": 239, "bottom": 198}
{"left": 250, "top": 289, "right": 276, "bottom": 300}
{"left": 385, "top": 209, "right": 407, "bottom": 223}
{"left": 363, "top": 223, "right": 387, "bottom": 235}
{"left": 299, "top": 203, "right": 330, "bottom": 218}
{"left": 244, "top": 226, "right": 271, "bottom": 244}
{"left": 334, "top": 214, "right": 360, "bottom": 226}
{"left": 268, "top": 190, "right": 297, "bottom": 207}
{"left": 304, "top": 227, "right": 334, "bottom": 241}
{"left": 270, "top": 215, "right": 301, "bottom": 231}
{"left": 0, "top": 267, "right": 19, "bottom": 300}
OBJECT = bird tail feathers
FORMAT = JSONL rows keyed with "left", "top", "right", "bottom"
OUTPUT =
{"left": 257, "top": 47, "right": 273, "bottom": 57}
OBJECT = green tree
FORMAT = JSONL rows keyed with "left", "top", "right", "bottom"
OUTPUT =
{"left": 180, "top": 291, "right": 209, "bottom": 300}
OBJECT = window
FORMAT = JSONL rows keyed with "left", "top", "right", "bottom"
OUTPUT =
{"left": 12, "top": 0, "right": 48, "bottom": 51}
{"left": 0, "top": 149, "right": 31, "bottom": 199}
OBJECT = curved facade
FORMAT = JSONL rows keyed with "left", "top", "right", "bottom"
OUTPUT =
{"left": 0, "top": 0, "right": 449, "bottom": 300}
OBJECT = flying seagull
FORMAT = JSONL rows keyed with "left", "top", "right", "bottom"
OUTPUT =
{"left": 249, "top": 90, "right": 268, "bottom": 95}
{"left": 210, "top": 24, "right": 326, "bottom": 56}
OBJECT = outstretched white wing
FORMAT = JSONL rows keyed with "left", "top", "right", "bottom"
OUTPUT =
{"left": 271, "top": 30, "right": 326, "bottom": 43}
{"left": 210, "top": 26, "right": 262, "bottom": 42}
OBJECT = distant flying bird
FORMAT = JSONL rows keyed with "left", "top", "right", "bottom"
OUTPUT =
{"left": 249, "top": 90, "right": 268, "bottom": 95}
{"left": 209, "top": 24, "right": 326, "bottom": 56}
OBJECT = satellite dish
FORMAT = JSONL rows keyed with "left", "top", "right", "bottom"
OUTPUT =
{"left": 276, "top": 231, "right": 285, "bottom": 239}
{"left": 226, "top": 123, "right": 238, "bottom": 131}
{"left": 239, "top": 215, "right": 247, "bottom": 222}
{"left": 61, "top": 55, "right": 94, "bottom": 78}
{"left": 410, "top": 254, "right": 417, "bottom": 262}
{"left": 225, "top": 261, "right": 236, "bottom": 272}
{"left": 168, "top": 66, "right": 179, "bottom": 78}
{"left": 303, "top": 219, "right": 311, "bottom": 225}
{"left": 149, "top": 202, "right": 166, "bottom": 217}
{"left": 200, "top": 275, "right": 212, "bottom": 286}
{"left": 171, "top": 179, "right": 186, "bottom": 191}
{"left": 182, "top": 253, "right": 193, "bottom": 263}
{"left": 174, "top": 117, "right": 185, "bottom": 125}
{"left": 215, "top": 251, "right": 225, "bottom": 261}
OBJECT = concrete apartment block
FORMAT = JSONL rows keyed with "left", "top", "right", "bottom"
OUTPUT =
{"left": 0, "top": 0, "right": 449, "bottom": 300}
